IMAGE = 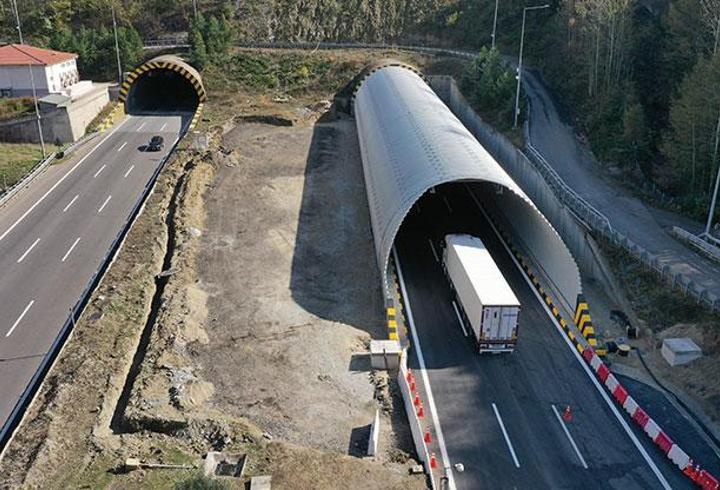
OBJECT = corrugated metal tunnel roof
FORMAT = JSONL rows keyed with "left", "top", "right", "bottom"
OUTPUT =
{"left": 353, "top": 63, "right": 580, "bottom": 302}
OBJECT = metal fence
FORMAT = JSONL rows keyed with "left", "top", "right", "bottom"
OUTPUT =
{"left": 0, "top": 153, "right": 55, "bottom": 209}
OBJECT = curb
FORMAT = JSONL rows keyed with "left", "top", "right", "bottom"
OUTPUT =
{"left": 488, "top": 208, "right": 717, "bottom": 489}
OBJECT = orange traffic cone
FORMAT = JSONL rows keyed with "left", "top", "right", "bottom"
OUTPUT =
{"left": 562, "top": 405, "right": 573, "bottom": 422}
{"left": 409, "top": 380, "right": 416, "bottom": 391}
{"left": 429, "top": 453, "right": 438, "bottom": 469}
{"left": 406, "top": 369, "right": 413, "bottom": 383}
{"left": 417, "top": 404, "right": 425, "bottom": 418}
{"left": 413, "top": 393, "right": 421, "bottom": 407}
{"left": 424, "top": 430, "right": 432, "bottom": 444}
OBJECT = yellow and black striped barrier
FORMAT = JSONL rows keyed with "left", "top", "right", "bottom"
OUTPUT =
{"left": 118, "top": 55, "right": 207, "bottom": 109}
{"left": 387, "top": 305, "right": 399, "bottom": 341}
{"left": 491, "top": 217, "right": 606, "bottom": 357}
{"left": 188, "top": 103, "right": 204, "bottom": 131}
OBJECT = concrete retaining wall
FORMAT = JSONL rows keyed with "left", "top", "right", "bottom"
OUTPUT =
{"left": 0, "top": 85, "right": 109, "bottom": 144}
{"left": 431, "top": 76, "right": 606, "bottom": 309}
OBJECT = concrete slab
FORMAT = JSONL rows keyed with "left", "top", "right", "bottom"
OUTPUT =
{"left": 250, "top": 475, "right": 272, "bottom": 490}
{"left": 370, "top": 340, "right": 401, "bottom": 370}
{"left": 662, "top": 338, "right": 702, "bottom": 366}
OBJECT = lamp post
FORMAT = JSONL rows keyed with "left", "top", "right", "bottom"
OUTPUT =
{"left": 10, "top": 0, "right": 46, "bottom": 157}
{"left": 513, "top": 4, "right": 549, "bottom": 129}
{"left": 111, "top": 4, "right": 123, "bottom": 84}
{"left": 702, "top": 110, "right": 720, "bottom": 237}
{"left": 491, "top": 0, "right": 499, "bottom": 49}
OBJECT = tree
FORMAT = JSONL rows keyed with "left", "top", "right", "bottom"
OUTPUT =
{"left": 460, "top": 47, "right": 518, "bottom": 131}
{"left": 662, "top": 55, "right": 720, "bottom": 207}
{"left": 189, "top": 21, "right": 208, "bottom": 69}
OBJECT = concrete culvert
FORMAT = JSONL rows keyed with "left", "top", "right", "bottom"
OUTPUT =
{"left": 119, "top": 55, "right": 206, "bottom": 114}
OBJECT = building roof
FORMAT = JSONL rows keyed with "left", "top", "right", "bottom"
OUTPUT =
{"left": 0, "top": 44, "right": 77, "bottom": 66}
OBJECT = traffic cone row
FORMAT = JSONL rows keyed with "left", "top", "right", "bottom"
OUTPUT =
{"left": 405, "top": 367, "right": 439, "bottom": 474}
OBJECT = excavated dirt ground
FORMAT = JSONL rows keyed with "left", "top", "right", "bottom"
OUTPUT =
{"left": 0, "top": 49, "right": 451, "bottom": 489}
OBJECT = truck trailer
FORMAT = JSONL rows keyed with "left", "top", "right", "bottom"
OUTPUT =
{"left": 442, "top": 234, "right": 521, "bottom": 353}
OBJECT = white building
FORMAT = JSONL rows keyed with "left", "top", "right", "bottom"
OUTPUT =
{"left": 0, "top": 44, "right": 79, "bottom": 97}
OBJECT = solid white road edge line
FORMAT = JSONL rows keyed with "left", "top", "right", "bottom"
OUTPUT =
{"left": 6, "top": 300, "right": 34, "bottom": 337}
{"left": 93, "top": 164, "right": 107, "bottom": 178}
{"left": 97, "top": 195, "right": 112, "bottom": 213}
{"left": 117, "top": 141, "right": 127, "bottom": 152}
{"left": 552, "top": 404, "right": 589, "bottom": 469}
{"left": 62, "top": 194, "right": 79, "bottom": 213}
{"left": 61, "top": 237, "right": 81, "bottom": 263}
{"left": 466, "top": 186, "right": 672, "bottom": 490}
{"left": 451, "top": 300, "right": 470, "bottom": 337}
{"left": 392, "top": 245, "right": 456, "bottom": 490}
{"left": 123, "top": 165, "right": 135, "bottom": 178}
{"left": 428, "top": 238, "right": 439, "bottom": 262}
{"left": 17, "top": 238, "right": 40, "bottom": 263}
{"left": 0, "top": 117, "right": 130, "bottom": 243}
{"left": 492, "top": 402, "right": 521, "bottom": 468}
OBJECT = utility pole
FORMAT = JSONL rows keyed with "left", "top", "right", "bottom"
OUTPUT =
{"left": 192, "top": 0, "right": 198, "bottom": 19}
{"left": 491, "top": 0, "right": 499, "bottom": 49}
{"left": 513, "top": 4, "right": 549, "bottom": 129}
{"left": 11, "top": 0, "right": 45, "bottom": 157}
{"left": 111, "top": 4, "right": 123, "bottom": 84}
{"left": 702, "top": 108, "right": 720, "bottom": 237}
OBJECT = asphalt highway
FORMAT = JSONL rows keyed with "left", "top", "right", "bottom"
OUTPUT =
{"left": 395, "top": 184, "right": 690, "bottom": 489}
{"left": 0, "top": 113, "right": 191, "bottom": 432}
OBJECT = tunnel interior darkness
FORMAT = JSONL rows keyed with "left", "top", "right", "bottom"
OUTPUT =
{"left": 126, "top": 69, "right": 200, "bottom": 114}
{"left": 392, "top": 180, "right": 581, "bottom": 312}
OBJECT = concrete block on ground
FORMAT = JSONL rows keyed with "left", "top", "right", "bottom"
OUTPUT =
{"left": 661, "top": 338, "right": 702, "bottom": 366}
{"left": 367, "top": 408, "right": 380, "bottom": 457}
{"left": 370, "top": 340, "right": 401, "bottom": 370}
{"left": 250, "top": 475, "right": 272, "bottom": 490}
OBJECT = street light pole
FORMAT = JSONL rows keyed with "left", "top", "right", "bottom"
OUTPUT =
{"left": 702, "top": 109, "right": 720, "bottom": 237}
{"left": 513, "top": 4, "right": 549, "bottom": 129}
{"left": 11, "top": 0, "right": 45, "bottom": 157}
{"left": 491, "top": 0, "right": 499, "bottom": 49}
{"left": 111, "top": 4, "right": 123, "bottom": 84}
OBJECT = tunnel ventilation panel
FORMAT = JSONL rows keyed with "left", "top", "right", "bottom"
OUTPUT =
{"left": 119, "top": 55, "right": 206, "bottom": 111}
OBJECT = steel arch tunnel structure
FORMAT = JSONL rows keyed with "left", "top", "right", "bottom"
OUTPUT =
{"left": 352, "top": 63, "right": 582, "bottom": 312}
{"left": 119, "top": 55, "right": 206, "bottom": 113}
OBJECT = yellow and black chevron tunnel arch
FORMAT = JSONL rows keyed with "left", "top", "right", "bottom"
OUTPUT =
{"left": 119, "top": 55, "right": 206, "bottom": 113}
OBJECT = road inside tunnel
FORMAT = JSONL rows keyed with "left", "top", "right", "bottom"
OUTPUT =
{"left": 126, "top": 69, "right": 200, "bottom": 114}
{"left": 392, "top": 182, "right": 683, "bottom": 489}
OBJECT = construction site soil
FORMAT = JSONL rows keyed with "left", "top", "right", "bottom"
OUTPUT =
{"left": 0, "top": 49, "right": 455, "bottom": 489}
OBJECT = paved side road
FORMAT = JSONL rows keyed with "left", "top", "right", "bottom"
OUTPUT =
{"left": 522, "top": 69, "right": 720, "bottom": 301}
{"left": 395, "top": 185, "right": 689, "bottom": 489}
{"left": 0, "top": 113, "right": 191, "bottom": 432}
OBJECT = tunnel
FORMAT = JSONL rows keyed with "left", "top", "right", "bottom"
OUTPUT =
{"left": 119, "top": 55, "right": 206, "bottom": 114}
{"left": 352, "top": 62, "right": 581, "bottom": 313}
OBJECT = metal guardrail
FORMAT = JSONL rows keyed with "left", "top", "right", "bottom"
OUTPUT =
{"left": 672, "top": 227, "right": 720, "bottom": 265}
{"left": 0, "top": 153, "right": 56, "bottom": 209}
{"left": 0, "top": 123, "right": 190, "bottom": 452}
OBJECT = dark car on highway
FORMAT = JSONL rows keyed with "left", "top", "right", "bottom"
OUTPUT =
{"left": 147, "top": 135, "right": 164, "bottom": 152}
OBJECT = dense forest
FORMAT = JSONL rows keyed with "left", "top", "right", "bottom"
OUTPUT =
{"left": 1, "top": 0, "right": 718, "bottom": 217}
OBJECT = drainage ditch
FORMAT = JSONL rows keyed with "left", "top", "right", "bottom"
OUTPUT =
{"left": 110, "top": 160, "right": 193, "bottom": 434}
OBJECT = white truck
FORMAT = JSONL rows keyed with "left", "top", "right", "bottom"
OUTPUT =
{"left": 442, "top": 234, "right": 521, "bottom": 353}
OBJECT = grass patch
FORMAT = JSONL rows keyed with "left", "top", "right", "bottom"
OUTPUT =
{"left": 600, "top": 240, "right": 718, "bottom": 330}
{"left": 0, "top": 97, "right": 33, "bottom": 121}
{"left": 0, "top": 142, "right": 45, "bottom": 192}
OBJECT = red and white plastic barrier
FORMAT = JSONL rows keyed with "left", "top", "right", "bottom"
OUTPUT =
{"left": 582, "top": 347, "right": 719, "bottom": 489}
{"left": 398, "top": 351, "right": 437, "bottom": 485}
